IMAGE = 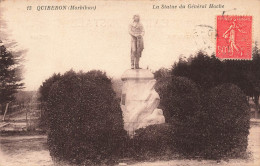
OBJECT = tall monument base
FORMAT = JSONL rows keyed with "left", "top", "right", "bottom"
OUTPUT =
{"left": 120, "top": 69, "right": 165, "bottom": 136}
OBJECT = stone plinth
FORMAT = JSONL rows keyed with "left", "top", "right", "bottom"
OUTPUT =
{"left": 120, "top": 69, "right": 165, "bottom": 136}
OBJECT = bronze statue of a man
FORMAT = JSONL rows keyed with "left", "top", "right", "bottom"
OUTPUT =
{"left": 129, "top": 15, "right": 145, "bottom": 69}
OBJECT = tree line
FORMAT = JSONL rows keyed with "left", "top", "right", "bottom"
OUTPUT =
{"left": 155, "top": 43, "right": 260, "bottom": 112}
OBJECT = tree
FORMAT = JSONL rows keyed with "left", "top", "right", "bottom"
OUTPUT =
{"left": 251, "top": 42, "right": 260, "bottom": 112}
{"left": 153, "top": 67, "right": 170, "bottom": 80}
{"left": 172, "top": 51, "right": 223, "bottom": 91}
{"left": 0, "top": 42, "right": 24, "bottom": 114}
{"left": 172, "top": 48, "right": 260, "bottom": 111}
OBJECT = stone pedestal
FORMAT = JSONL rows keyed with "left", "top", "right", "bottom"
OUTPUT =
{"left": 120, "top": 69, "right": 165, "bottom": 136}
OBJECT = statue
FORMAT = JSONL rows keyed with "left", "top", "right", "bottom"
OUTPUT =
{"left": 129, "top": 15, "right": 145, "bottom": 69}
{"left": 121, "top": 15, "right": 165, "bottom": 136}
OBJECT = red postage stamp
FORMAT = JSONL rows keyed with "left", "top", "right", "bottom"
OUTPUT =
{"left": 216, "top": 15, "right": 252, "bottom": 60}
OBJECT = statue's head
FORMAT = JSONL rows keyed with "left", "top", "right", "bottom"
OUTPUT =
{"left": 133, "top": 15, "right": 140, "bottom": 22}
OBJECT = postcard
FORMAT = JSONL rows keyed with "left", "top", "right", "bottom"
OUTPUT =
{"left": 0, "top": 0, "right": 259, "bottom": 165}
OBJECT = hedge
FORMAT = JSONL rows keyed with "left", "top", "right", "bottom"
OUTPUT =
{"left": 46, "top": 70, "right": 127, "bottom": 165}
{"left": 157, "top": 76, "right": 250, "bottom": 159}
{"left": 130, "top": 124, "right": 174, "bottom": 159}
{"left": 156, "top": 76, "right": 203, "bottom": 155}
{"left": 202, "top": 83, "right": 250, "bottom": 159}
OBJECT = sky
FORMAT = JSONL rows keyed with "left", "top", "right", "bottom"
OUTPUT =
{"left": 0, "top": 0, "right": 259, "bottom": 90}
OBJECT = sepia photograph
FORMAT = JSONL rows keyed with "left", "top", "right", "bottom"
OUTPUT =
{"left": 0, "top": 0, "right": 260, "bottom": 165}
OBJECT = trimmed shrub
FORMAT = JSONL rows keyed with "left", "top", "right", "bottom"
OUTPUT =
{"left": 46, "top": 70, "right": 127, "bottom": 165}
{"left": 157, "top": 76, "right": 250, "bottom": 159}
{"left": 203, "top": 83, "right": 250, "bottom": 159}
{"left": 156, "top": 76, "right": 203, "bottom": 156}
{"left": 155, "top": 76, "right": 172, "bottom": 119}
{"left": 38, "top": 73, "right": 61, "bottom": 130}
{"left": 39, "top": 73, "right": 61, "bottom": 103}
{"left": 130, "top": 124, "right": 174, "bottom": 159}
{"left": 156, "top": 76, "right": 201, "bottom": 123}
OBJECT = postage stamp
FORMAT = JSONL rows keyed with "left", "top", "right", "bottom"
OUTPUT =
{"left": 216, "top": 15, "right": 252, "bottom": 60}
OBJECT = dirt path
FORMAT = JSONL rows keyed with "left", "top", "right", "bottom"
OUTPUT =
{"left": 0, "top": 135, "right": 52, "bottom": 166}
